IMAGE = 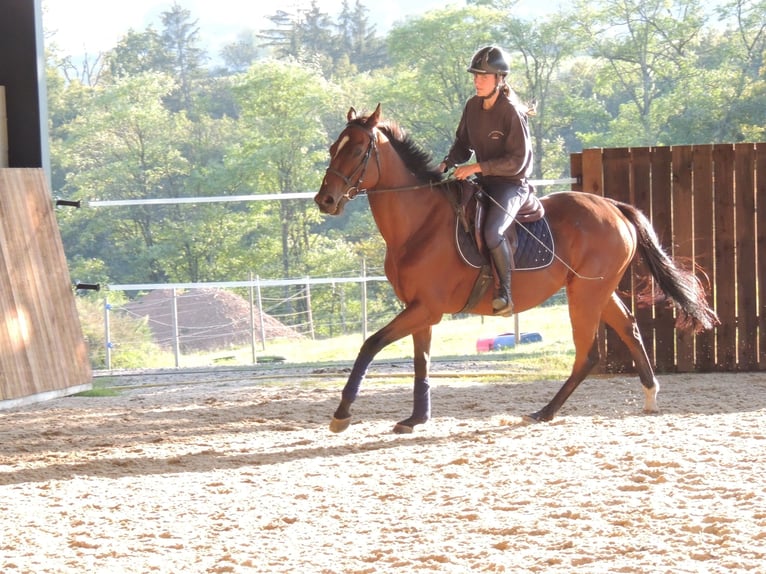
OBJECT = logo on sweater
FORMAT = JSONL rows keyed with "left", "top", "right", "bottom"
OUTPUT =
{"left": 489, "top": 130, "right": 505, "bottom": 140}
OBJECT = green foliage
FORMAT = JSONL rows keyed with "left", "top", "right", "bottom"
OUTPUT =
{"left": 46, "top": 0, "right": 766, "bottom": 355}
{"left": 76, "top": 295, "right": 167, "bottom": 370}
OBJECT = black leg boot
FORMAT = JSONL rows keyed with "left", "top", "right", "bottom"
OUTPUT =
{"left": 489, "top": 239, "right": 513, "bottom": 316}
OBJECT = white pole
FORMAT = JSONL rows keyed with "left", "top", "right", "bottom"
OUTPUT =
{"left": 103, "top": 297, "right": 112, "bottom": 370}
{"left": 171, "top": 288, "right": 180, "bottom": 367}
{"left": 361, "top": 258, "right": 368, "bottom": 342}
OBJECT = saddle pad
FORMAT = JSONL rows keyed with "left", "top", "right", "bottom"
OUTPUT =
{"left": 457, "top": 217, "right": 555, "bottom": 271}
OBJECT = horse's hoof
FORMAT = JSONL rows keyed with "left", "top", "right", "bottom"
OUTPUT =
{"left": 521, "top": 413, "right": 541, "bottom": 425}
{"left": 329, "top": 416, "right": 351, "bottom": 433}
{"left": 392, "top": 422, "right": 414, "bottom": 434}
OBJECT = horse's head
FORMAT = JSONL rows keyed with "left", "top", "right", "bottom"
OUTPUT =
{"left": 315, "top": 104, "right": 383, "bottom": 216}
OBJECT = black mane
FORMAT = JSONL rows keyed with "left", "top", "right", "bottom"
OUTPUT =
{"left": 349, "top": 117, "right": 443, "bottom": 184}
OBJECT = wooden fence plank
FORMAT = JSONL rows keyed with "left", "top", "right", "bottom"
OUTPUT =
{"left": 713, "top": 144, "right": 737, "bottom": 370}
{"left": 756, "top": 143, "right": 766, "bottom": 369}
{"left": 631, "top": 147, "right": 655, "bottom": 367}
{"left": 734, "top": 143, "right": 758, "bottom": 369}
{"left": 672, "top": 146, "right": 696, "bottom": 370}
{"left": 650, "top": 147, "right": 676, "bottom": 371}
{"left": 602, "top": 147, "right": 634, "bottom": 372}
{"left": 570, "top": 152, "right": 582, "bottom": 192}
{"left": 692, "top": 145, "right": 716, "bottom": 370}
{"left": 581, "top": 148, "right": 604, "bottom": 197}
{"left": 579, "top": 149, "right": 608, "bottom": 370}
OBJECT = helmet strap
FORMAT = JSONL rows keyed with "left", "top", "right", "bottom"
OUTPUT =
{"left": 481, "top": 75, "right": 503, "bottom": 100}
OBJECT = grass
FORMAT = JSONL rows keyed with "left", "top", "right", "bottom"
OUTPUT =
{"left": 75, "top": 378, "right": 123, "bottom": 397}
{"left": 178, "top": 304, "right": 576, "bottom": 382}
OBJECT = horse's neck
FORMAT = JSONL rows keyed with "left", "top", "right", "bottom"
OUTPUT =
{"left": 368, "top": 178, "right": 445, "bottom": 248}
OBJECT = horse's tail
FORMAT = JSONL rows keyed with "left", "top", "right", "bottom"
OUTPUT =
{"left": 612, "top": 199, "right": 720, "bottom": 333}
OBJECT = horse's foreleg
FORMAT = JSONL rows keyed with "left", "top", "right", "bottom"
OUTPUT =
{"left": 393, "top": 326, "right": 432, "bottom": 434}
{"left": 329, "top": 304, "right": 434, "bottom": 433}
{"left": 329, "top": 350, "right": 375, "bottom": 432}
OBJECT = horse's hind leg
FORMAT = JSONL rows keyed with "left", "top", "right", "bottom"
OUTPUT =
{"left": 600, "top": 292, "right": 660, "bottom": 413}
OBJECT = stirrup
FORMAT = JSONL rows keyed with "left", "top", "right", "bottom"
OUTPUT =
{"left": 492, "top": 292, "right": 513, "bottom": 316}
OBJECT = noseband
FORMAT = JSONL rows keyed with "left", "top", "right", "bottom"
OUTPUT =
{"left": 324, "top": 123, "right": 380, "bottom": 200}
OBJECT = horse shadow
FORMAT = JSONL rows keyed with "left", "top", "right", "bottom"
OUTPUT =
{"left": 0, "top": 372, "right": 762, "bottom": 485}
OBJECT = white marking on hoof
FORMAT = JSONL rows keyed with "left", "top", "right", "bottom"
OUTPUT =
{"left": 642, "top": 379, "right": 660, "bottom": 413}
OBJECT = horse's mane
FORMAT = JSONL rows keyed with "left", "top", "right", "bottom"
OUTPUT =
{"left": 348, "top": 116, "right": 443, "bottom": 184}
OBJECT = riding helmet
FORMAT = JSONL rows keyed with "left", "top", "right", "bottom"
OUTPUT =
{"left": 467, "top": 45, "right": 510, "bottom": 75}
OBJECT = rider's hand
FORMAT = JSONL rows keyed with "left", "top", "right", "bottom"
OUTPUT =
{"left": 454, "top": 163, "right": 481, "bottom": 180}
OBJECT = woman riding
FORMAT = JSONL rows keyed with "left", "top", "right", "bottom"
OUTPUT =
{"left": 439, "top": 45, "right": 534, "bottom": 316}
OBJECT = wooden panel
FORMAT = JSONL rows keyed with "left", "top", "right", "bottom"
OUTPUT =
{"left": 631, "top": 147, "right": 655, "bottom": 366}
{"left": 574, "top": 142, "right": 764, "bottom": 374}
{"left": 602, "top": 148, "right": 633, "bottom": 372}
{"left": 0, "top": 169, "right": 91, "bottom": 406}
{"left": 692, "top": 145, "right": 716, "bottom": 370}
{"left": 713, "top": 144, "right": 737, "bottom": 370}
{"left": 570, "top": 152, "right": 582, "bottom": 192}
{"left": 650, "top": 147, "right": 676, "bottom": 371}
{"left": 672, "top": 146, "right": 695, "bottom": 370}
{"left": 580, "top": 148, "right": 607, "bottom": 371}
{"left": 757, "top": 144, "right": 766, "bottom": 369}
{"left": 0, "top": 86, "right": 8, "bottom": 167}
{"left": 734, "top": 143, "right": 758, "bottom": 369}
{"left": 581, "top": 148, "right": 604, "bottom": 196}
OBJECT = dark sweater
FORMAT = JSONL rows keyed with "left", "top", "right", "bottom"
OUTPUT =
{"left": 445, "top": 92, "right": 533, "bottom": 181}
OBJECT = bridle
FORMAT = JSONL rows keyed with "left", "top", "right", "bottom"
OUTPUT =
{"left": 323, "top": 123, "right": 381, "bottom": 201}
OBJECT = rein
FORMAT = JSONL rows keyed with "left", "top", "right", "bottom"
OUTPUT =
{"left": 325, "top": 122, "right": 599, "bottom": 280}
{"left": 324, "top": 122, "right": 446, "bottom": 200}
{"left": 323, "top": 123, "right": 380, "bottom": 201}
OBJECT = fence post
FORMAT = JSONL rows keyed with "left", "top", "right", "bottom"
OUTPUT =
{"left": 255, "top": 275, "right": 266, "bottom": 352}
{"left": 104, "top": 296, "right": 112, "bottom": 370}
{"left": 249, "top": 272, "right": 257, "bottom": 363}
{"left": 305, "top": 278, "right": 315, "bottom": 339}
{"left": 361, "top": 258, "right": 368, "bottom": 341}
{"left": 171, "top": 288, "right": 180, "bottom": 367}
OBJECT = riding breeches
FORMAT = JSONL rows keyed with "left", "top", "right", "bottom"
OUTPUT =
{"left": 482, "top": 179, "right": 530, "bottom": 250}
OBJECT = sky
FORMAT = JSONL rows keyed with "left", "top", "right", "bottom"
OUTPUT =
{"left": 43, "top": 0, "right": 457, "bottom": 59}
{"left": 42, "top": 0, "right": 558, "bottom": 61}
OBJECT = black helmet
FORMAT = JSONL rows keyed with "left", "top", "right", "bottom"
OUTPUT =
{"left": 467, "top": 45, "right": 510, "bottom": 75}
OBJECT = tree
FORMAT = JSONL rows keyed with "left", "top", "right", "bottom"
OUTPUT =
{"left": 573, "top": 0, "right": 708, "bottom": 147}
{"left": 57, "top": 72, "right": 247, "bottom": 284}
{"left": 384, "top": 5, "right": 502, "bottom": 157}
{"left": 108, "top": 28, "right": 166, "bottom": 78}
{"left": 159, "top": 1, "right": 208, "bottom": 112}
{"left": 229, "top": 59, "right": 344, "bottom": 282}
{"left": 500, "top": 11, "right": 586, "bottom": 178}
{"left": 219, "top": 30, "right": 264, "bottom": 74}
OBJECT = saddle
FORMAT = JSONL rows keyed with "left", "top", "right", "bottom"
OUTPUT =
{"left": 444, "top": 178, "right": 555, "bottom": 313}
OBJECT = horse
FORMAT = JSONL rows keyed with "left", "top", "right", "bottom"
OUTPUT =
{"left": 314, "top": 103, "right": 719, "bottom": 434}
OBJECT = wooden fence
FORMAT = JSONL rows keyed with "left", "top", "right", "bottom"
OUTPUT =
{"left": 0, "top": 169, "right": 92, "bottom": 408}
{"left": 570, "top": 143, "right": 765, "bottom": 373}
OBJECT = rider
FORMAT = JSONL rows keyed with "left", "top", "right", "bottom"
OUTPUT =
{"left": 439, "top": 45, "right": 534, "bottom": 316}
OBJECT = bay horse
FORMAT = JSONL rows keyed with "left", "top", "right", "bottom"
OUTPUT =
{"left": 314, "top": 104, "right": 718, "bottom": 434}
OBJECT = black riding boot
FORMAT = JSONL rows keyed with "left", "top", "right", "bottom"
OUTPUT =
{"left": 489, "top": 239, "right": 513, "bottom": 316}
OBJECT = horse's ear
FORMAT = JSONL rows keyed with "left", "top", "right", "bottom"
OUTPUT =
{"left": 347, "top": 107, "right": 357, "bottom": 121}
{"left": 366, "top": 103, "right": 381, "bottom": 128}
